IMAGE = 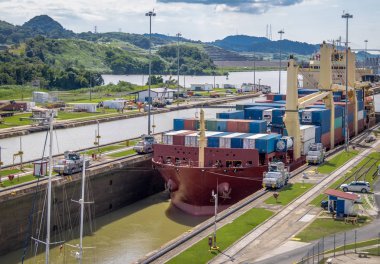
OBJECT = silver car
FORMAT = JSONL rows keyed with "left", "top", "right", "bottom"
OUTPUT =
{"left": 340, "top": 181, "right": 370, "bottom": 193}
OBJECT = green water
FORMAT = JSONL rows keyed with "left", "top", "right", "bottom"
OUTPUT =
{"left": 0, "top": 192, "right": 208, "bottom": 263}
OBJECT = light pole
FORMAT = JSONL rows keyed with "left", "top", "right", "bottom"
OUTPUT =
{"left": 146, "top": 10, "right": 156, "bottom": 135}
{"left": 211, "top": 189, "right": 219, "bottom": 250}
{"left": 364, "top": 39, "right": 368, "bottom": 68}
{"left": 176, "top": 33, "right": 182, "bottom": 98}
{"left": 342, "top": 12, "right": 353, "bottom": 152}
{"left": 278, "top": 29, "right": 285, "bottom": 94}
{"left": 258, "top": 78, "right": 261, "bottom": 92}
{"left": 253, "top": 52, "right": 256, "bottom": 91}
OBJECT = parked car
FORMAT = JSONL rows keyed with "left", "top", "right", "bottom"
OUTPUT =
{"left": 340, "top": 181, "right": 370, "bottom": 193}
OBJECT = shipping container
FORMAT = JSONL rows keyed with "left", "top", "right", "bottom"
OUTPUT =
{"left": 315, "top": 126, "right": 322, "bottom": 143}
{"left": 301, "top": 138, "right": 316, "bottom": 155}
{"left": 356, "top": 90, "right": 363, "bottom": 101}
{"left": 162, "top": 130, "right": 191, "bottom": 145}
{"left": 275, "top": 100, "right": 287, "bottom": 104}
{"left": 216, "top": 120, "right": 228, "bottom": 131}
{"left": 334, "top": 117, "right": 343, "bottom": 129}
{"left": 219, "top": 133, "right": 245, "bottom": 148}
{"left": 206, "top": 119, "right": 218, "bottom": 131}
{"left": 173, "top": 118, "right": 185, "bottom": 130}
{"left": 255, "top": 134, "right": 282, "bottom": 153}
{"left": 321, "top": 132, "right": 331, "bottom": 150}
{"left": 227, "top": 120, "right": 238, "bottom": 132}
{"left": 334, "top": 127, "right": 343, "bottom": 145}
{"left": 262, "top": 109, "right": 274, "bottom": 123}
{"left": 236, "top": 103, "right": 284, "bottom": 111}
{"left": 184, "top": 118, "right": 199, "bottom": 130}
{"left": 243, "top": 134, "right": 267, "bottom": 149}
{"left": 358, "top": 101, "right": 364, "bottom": 111}
{"left": 249, "top": 120, "right": 268, "bottom": 133}
{"left": 231, "top": 134, "right": 252, "bottom": 148}
{"left": 273, "top": 94, "right": 286, "bottom": 101}
{"left": 244, "top": 106, "right": 273, "bottom": 120}
{"left": 358, "top": 110, "right": 364, "bottom": 120}
{"left": 300, "top": 125, "right": 316, "bottom": 142}
{"left": 207, "top": 132, "right": 231, "bottom": 148}
{"left": 216, "top": 110, "right": 245, "bottom": 119}
{"left": 298, "top": 88, "right": 319, "bottom": 95}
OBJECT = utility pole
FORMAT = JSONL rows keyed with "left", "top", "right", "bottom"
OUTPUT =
{"left": 211, "top": 188, "right": 219, "bottom": 250}
{"left": 278, "top": 29, "right": 285, "bottom": 94}
{"left": 145, "top": 10, "right": 156, "bottom": 135}
{"left": 364, "top": 39, "right": 368, "bottom": 67}
{"left": 253, "top": 52, "right": 256, "bottom": 91}
{"left": 176, "top": 33, "right": 182, "bottom": 99}
{"left": 342, "top": 12, "right": 353, "bottom": 152}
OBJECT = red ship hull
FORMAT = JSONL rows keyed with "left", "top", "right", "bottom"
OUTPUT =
{"left": 153, "top": 144, "right": 269, "bottom": 215}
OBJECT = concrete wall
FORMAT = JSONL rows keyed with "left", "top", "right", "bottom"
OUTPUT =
{"left": 0, "top": 155, "right": 163, "bottom": 256}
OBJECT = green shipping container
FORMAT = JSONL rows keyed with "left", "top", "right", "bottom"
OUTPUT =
{"left": 206, "top": 119, "right": 217, "bottom": 131}
{"left": 334, "top": 117, "right": 342, "bottom": 129}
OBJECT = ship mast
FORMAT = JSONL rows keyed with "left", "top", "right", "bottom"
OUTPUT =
{"left": 198, "top": 109, "right": 206, "bottom": 167}
{"left": 46, "top": 110, "right": 54, "bottom": 263}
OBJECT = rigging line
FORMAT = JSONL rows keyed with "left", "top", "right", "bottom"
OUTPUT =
{"left": 33, "top": 190, "right": 47, "bottom": 258}
{"left": 21, "top": 128, "right": 50, "bottom": 263}
{"left": 54, "top": 129, "right": 60, "bottom": 155}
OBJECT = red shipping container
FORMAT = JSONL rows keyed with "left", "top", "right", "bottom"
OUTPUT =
{"left": 173, "top": 131, "right": 195, "bottom": 145}
{"left": 266, "top": 94, "right": 275, "bottom": 101}
{"left": 236, "top": 120, "right": 250, "bottom": 133}
{"left": 349, "top": 122, "right": 354, "bottom": 137}
{"left": 321, "top": 132, "right": 331, "bottom": 150}
{"left": 227, "top": 120, "right": 238, "bottom": 132}
{"left": 184, "top": 119, "right": 197, "bottom": 130}
{"left": 334, "top": 127, "right": 343, "bottom": 145}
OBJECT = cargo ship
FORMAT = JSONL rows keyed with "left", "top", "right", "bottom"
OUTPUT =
{"left": 152, "top": 43, "right": 377, "bottom": 215}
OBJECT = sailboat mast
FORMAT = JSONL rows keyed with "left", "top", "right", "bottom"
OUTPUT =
{"left": 45, "top": 111, "right": 54, "bottom": 264}
{"left": 79, "top": 157, "right": 86, "bottom": 263}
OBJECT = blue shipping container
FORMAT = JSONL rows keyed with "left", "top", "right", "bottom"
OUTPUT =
{"left": 255, "top": 134, "right": 282, "bottom": 153}
{"left": 207, "top": 132, "right": 230, "bottom": 147}
{"left": 272, "top": 115, "right": 284, "bottom": 125}
{"left": 249, "top": 120, "right": 267, "bottom": 133}
{"left": 216, "top": 120, "right": 227, "bottom": 131}
{"left": 356, "top": 90, "right": 363, "bottom": 101}
{"left": 358, "top": 101, "right": 364, "bottom": 111}
{"left": 217, "top": 110, "right": 245, "bottom": 119}
{"left": 244, "top": 106, "right": 272, "bottom": 120}
{"left": 173, "top": 118, "right": 185, "bottom": 130}
{"left": 315, "top": 126, "right": 322, "bottom": 143}
{"left": 298, "top": 88, "right": 319, "bottom": 95}
{"left": 272, "top": 108, "right": 286, "bottom": 117}
{"left": 231, "top": 134, "right": 251, "bottom": 148}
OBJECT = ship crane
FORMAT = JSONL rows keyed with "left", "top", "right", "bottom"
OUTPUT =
{"left": 285, "top": 42, "right": 365, "bottom": 160}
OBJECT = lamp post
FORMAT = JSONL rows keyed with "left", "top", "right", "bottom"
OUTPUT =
{"left": 364, "top": 39, "right": 368, "bottom": 68}
{"left": 258, "top": 78, "right": 261, "bottom": 92}
{"left": 278, "top": 29, "right": 284, "bottom": 94}
{"left": 342, "top": 12, "right": 353, "bottom": 152}
{"left": 211, "top": 189, "right": 219, "bottom": 250}
{"left": 145, "top": 10, "right": 156, "bottom": 135}
{"left": 176, "top": 33, "right": 182, "bottom": 98}
{"left": 253, "top": 52, "right": 256, "bottom": 90}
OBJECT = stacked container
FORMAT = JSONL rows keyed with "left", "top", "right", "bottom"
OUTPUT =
{"left": 243, "top": 134, "right": 268, "bottom": 149}
{"left": 255, "top": 134, "right": 282, "bottom": 154}
{"left": 300, "top": 125, "right": 316, "bottom": 155}
{"left": 219, "top": 133, "right": 246, "bottom": 148}
{"left": 216, "top": 110, "right": 245, "bottom": 119}
{"left": 244, "top": 106, "right": 273, "bottom": 120}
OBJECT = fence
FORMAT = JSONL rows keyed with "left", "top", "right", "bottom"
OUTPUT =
{"left": 298, "top": 230, "right": 380, "bottom": 263}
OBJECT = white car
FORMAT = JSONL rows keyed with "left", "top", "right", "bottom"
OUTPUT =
{"left": 340, "top": 181, "right": 370, "bottom": 193}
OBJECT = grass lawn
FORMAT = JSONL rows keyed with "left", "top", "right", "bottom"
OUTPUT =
{"left": 107, "top": 149, "right": 136, "bottom": 158}
{"left": 310, "top": 151, "right": 380, "bottom": 207}
{"left": 316, "top": 150, "right": 358, "bottom": 174}
{"left": 324, "top": 238, "right": 380, "bottom": 254}
{"left": 296, "top": 217, "right": 370, "bottom": 242}
{"left": 264, "top": 183, "right": 314, "bottom": 206}
{"left": 0, "top": 168, "right": 21, "bottom": 177}
{"left": 167, "top": 208, "right": 274, "bottom": 264}
{"left": 0, "top": 174, "right": 40, "bottom": 188}
{"left": 0, "top": 113, "right": 33, "bottom": 128}
{"left": 367, "top": 247, "right": 380, "bottom": 256}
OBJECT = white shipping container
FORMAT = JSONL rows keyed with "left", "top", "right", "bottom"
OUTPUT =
{"left": 301, "top": 109, "right": 317, "bottom": 123}
{"left": 185, "top": 132, "right": 199, "bottom": 147}
{"left": 74, "top": 103, "right": 98, "bottom": 113}
{"left": 103, "top": 100, "right": 127, "bottom": 109}
{"left": 243, "top": 134, "right": 267, "bottom": 149}
{"left": 301, "top": 138, "right": 316, "bottom": 155}
{"left": 358, "top": 110, "right": 364, "bottom": 120}
{"left": 300, "top": 125, "right": 316, "bottom": 142}
{"left": 262, "top": 109, "right": 274, "bottom": 123}
{"left": 163, "top": 130, "right": 189, "bottom": 144}
{"left": 219, "top": 133, "right": 245, "bottom": 148}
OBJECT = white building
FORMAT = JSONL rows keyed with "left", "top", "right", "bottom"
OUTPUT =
{"left": 103, "top": 99, "right": 127, "bottom": 110}
{"left": 240, "top": 83, "right": 255, "bottom": 92}
{"left": 190, "top": 84, "right": 213, "bottom": 91}
{"left": 32, "top": 91, "right": 50, "bottom": 103}
{"left": 134, "top": 88, "right": 175, "bottom": 103}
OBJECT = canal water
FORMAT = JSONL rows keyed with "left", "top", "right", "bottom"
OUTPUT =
{"left": 0, "top": 192, "right": 208, "bottom": 264}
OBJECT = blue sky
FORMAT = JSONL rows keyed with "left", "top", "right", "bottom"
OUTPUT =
{"left": 0, "top": 0, "right": 377, "bottom": 50}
